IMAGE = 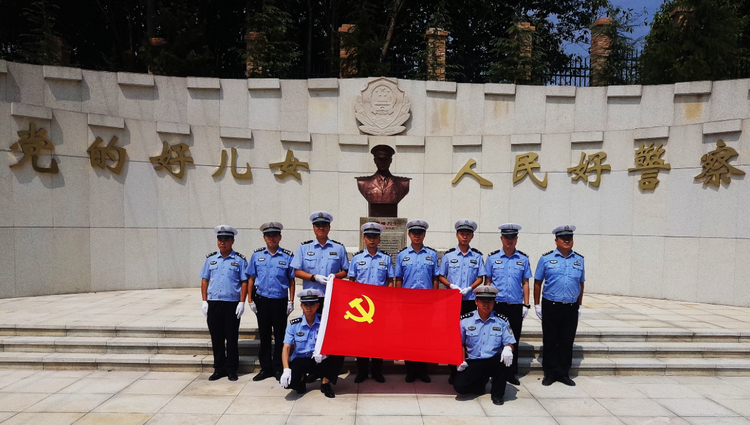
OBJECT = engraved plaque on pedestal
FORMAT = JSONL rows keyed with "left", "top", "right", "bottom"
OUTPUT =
{"left": 359, "top": 217, "right": 407, "bottom": 265}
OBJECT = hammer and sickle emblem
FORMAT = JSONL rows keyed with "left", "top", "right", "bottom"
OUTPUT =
{"left": 344, "top": 295, "right": 375, "bottom": 324}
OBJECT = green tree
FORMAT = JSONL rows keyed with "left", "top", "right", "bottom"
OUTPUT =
{"left": 488, "top": 22, "right": 546, "bottom": 84}
{"left": 243, "top": 0, "right": 300, "bottom": 78}
{"left": 589, "top": 6, "right": 643, "bottom": 86}
{"left": 641, "top": 0, "right": 744, "bottom": 84}
{"left": 16, "top": 0, "right": 66, "bottom": 66}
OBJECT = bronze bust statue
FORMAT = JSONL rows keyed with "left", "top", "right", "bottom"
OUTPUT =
{"left": 356, "top": 145, "right": 411, "bottom": 217}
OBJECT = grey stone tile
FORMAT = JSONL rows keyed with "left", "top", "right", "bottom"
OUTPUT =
{"left": 710, "top": 398, "right": 750, "bottom": 416}
{"left": 224, "top": 395, "right": 295, "bottom": 415}
{"left": 684, "top": 419, "right": 750, "bottom": 425}
{"left": 140, "top": 371, "right": 200, "bottom": 381}
{"left": 0, "top": 393, "right": 51, "bottom": 412}
{"left": 180, "top": 381, "right": 243, "bottom": 397}
{"left": 146, "top": 413, "right": 221, "bottom": 425}
{"left": 159, "top": 395, "right": 234, "bottom": 415}
{"left": 555, "top": 418, "right": 625, "bottom": 425}
{"left": 0, "top": 412, "right": 84, "bottom": 425}
{"left": 632, "top": 384, "right": 705, "bottom": 399}
{"left": 597, "top": 398, "right": 676, "bottom": 417}
{"left": 215, "top": 414, "right": 286, "bottom": 425}
{"left": 537, "top": 398, "right": 611, "bottom": 417}
{"left": 654, "top": 399, "right": 739, "bottom": 417}
{"left": 355, "top": 416, "right": 424, "bottom": 425}
{"left": 524, "top": 381, "right": 592, "bottom": 399}
{"left": 59, "top": 377, "right": 137, "bottom": 394}
{"left": 620, "top": 419, "right": 691, "bottom": 425}
{"left": 0, "top": 377, "right": 79, "bottom": 394}
{"left": 355, "top": 395, "right": 421, "bottom": 416}
{"left": 120, "top": 379, "right": 191, "bottom": 395}
{"left": 488, "top": 418, "right": 558, "bottom": 425}
{"left": 290, "top": 392, "right": 357, "bottom": 416}
{"left": 422, "top": 417, "right": 491, "bottom": 425}
{"left": 416, "top": 395, "right": 485, "bottom": 416}
{"left": 75, "top": 412, "right": 152, "bottom": 425}
{"left": 286, "top": 416, "right": 354, "bottom": 425}
{"left": 25, "top": 393, "right": 112, "bottom": 413}
{"left": 477, "top": 396, "right": 550, "bottom": 417}
{"left": 93, "top": 394, "right": 173, "bottom": 414}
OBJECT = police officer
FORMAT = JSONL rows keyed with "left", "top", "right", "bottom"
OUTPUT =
{"left": 454, "top": 286, "right": 515, "bottom": 406}
{"left": 280, "top": 289, "right": 345, "bottom": 398}
{"left": 395, "top": 219, "right": 439, "bottom": 383}
{"left": 533, "top": 225, "right": 585, "bottom": 387}
{"left": 484, "top": 223, "right": 532, "bottom": 386}
{"left": 348, "top": 222, "right": 394, "bottom": 383}
{"left": 439, "top": 219, "right": 485, "bottom": 385}
{"left": 246, "top": 222, "right": 296, "bottom": 382}
{"left": 290, "top": 211, "right": 350, "bottom": 312}
{"left": 200, "top": 225, "right": 249, "bottom": 382}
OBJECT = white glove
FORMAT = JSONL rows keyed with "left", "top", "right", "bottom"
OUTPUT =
{"left": 522, "top": 305, "right": 529, "bottom": 319}
{"left": 327, "top": 273, "right": 335, "bottom": 282}
{"left": 449, "top": 283, "right": 460, "bottom": 290}
{"left": 457, "top": 361, "right": 468, "bottom": 372}
{"left": 201, "top": 301, "right": 208, "bottom": 317}
{"left": 249, "top": 302, "right": 258, "bottom": 314}
{"left": 501, "top": 345, "right": 513, "bottom": 367}
{"left": 578, "top": 305, "right": 582, "bottom": 319}
{"left": 315, "top": 274, "right": 328, "bottom": 285}
{"left": 460, "top": 287, "right": 472, "bottom": 296}
{"left": 280, "top": 368, "right": 292, "bottom": 387}
{"left": 312, "top": 353, "right": 326, "bottom": 364}
{"left": 286, "top": 301, "right": 294, "bottom": 315}
{"left": 535, "top": 304, "right": 542, "bottom": 320}
{"left": 235, "top": 302, "right": 245, "bottom": 319}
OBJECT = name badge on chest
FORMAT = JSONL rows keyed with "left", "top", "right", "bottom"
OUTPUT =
{"left": 296, "top": 332, "right": 305, "bottom": 336}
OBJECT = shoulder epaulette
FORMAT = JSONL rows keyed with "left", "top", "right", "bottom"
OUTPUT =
{"left": 330, "top": 239, "right": 344, "bottom": 246}
{"left": 398, "top": 247, "right": 407, "bottom": 253}
{"left": 254, "top": 247, "right": 265, "bottom": 253}
{"left": 445, "top": 247, "right": 456, "bottom": 253}
{"left": 494, "top": 312, "right": 509, "bottom": 322}
{"left": 461, "top": 311, "right": 474, "bottom": 319}
{"left": 290, "top": 317, "right": 302, "bottom": 324}
{"left": 235, "top": 252, "right": 246, "bottom": 260}
{"left": 354, "top": 250, "right": 364, "bottom": 256}
{"left": 542, "top": 250, "right": 553, "bottom": 256}
{"left": 381, "top": 250, "right": 391, "bottom": 257}
{"left": 574, "top": 251, "right": 584, "bottom": 258}
{"left": 425, "top": 246, "right": 437, "bottom": 253}
{"left": 471, "top": 247, "right": 483, "bottom": 255}
{"left": 517, "top": 250, "right": 528, "bottom": 258}
{"left": 489, "top": 249, "right": 500, "bottom": 256}
{"left": 281, "top": 248, "right": 294, "bottom": 256}
{"left": 206, "top": 251, "right": 217, "bottom": 258}
{"left": 301, "top": 240, "right": 313, "bottom": 245}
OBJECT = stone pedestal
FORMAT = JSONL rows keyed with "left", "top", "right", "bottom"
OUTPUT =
{"left": 359, "top": 217, "right": 407, "bottom": 264}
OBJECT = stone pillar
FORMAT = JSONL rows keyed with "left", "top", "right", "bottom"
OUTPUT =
{"left": 244, "top": 32, "right": 264, "bottom": 77}
{"left": 339, "top": 24, "right": 356, "bottom": 78}
{"left": 515, "top": 22, "right": 535, "bottom": 83}
{"left": 590, "top": 17, "right": 613, "bottom": 87}
{"left": 426, "top": 28, "right": 448, "bottom": 81}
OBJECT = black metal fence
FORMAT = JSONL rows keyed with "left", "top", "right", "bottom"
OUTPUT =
{"left": 545, "top": 56, "right": 591, "bottom": 87}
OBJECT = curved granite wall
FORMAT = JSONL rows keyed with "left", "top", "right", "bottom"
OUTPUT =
{"left": 1, "top": 60, "right": 749, "bottom": 306}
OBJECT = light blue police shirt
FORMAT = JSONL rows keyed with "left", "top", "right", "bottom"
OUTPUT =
{"left": 395, "top": 245, "right": 439, "bottom": 289}
{"left": 485, "top": 249, "right": 532, "bottom": 304}
{"left": 283, "top": 314, "right": 320, "bottom": 361}
{"left": 439, "top": 246, "right": 486, "bottom": 300}
{"left": 246, "top": 247, "right": 295, "bottom": 299}
{"left": 534, "top": 249, "right": 585, "bottom": 303}
{"left": 290, "top": 238, "right": 350, "bottom": 293}
{"left": 461, "top": 310, "right": 516, "bottom": 360}
{"left": 200, "top": 250, "right": 249, "bottom": 302}
{"left": 348, "top": 249, "right": 394, "bottom": 285}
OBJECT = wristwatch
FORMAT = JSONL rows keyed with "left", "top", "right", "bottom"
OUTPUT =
{"left": 523, "top": 304, "right": 530, "bottom": 308}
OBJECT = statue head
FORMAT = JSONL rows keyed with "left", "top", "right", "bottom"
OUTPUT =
{"left": 371, "top": 144, "right": 395, "bottom": 173}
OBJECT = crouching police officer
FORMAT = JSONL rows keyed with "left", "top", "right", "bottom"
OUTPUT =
{"left": 280, "top": 289, "right": 345, "bottom": 398}
{"left": 453, "top": 286, "right": 516, "bottom": 406}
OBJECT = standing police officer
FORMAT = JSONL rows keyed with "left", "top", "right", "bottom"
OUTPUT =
{"left": 200, "top": 225, "right": 249, "bottom": 382}
{"left": 290, "top": 211, "right": 349, "bottom": 312}
{"left": 484, "top": 223, "right": 532, "bottom": 385}
{"left": 246, "top": 222, "right": 296, "bottom": 382}
{"left": 348, "top": 222, "right": 394, "bottom": 383}
{"left": 395, "top": 219, "right": 439, "bottom": 383}
{"left": 438, "top": 219, "right": 485, "bottom": 385}
{"left": 280, "top": 289, "right": 345, "bottom": 398}
{"left": 533, "top": 225, "right": 585, "bottom": 387}
{"left": 454, "top": 286, "right": 515, "bottom": 406}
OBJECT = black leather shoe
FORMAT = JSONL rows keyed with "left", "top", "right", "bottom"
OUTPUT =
{"left": 507, "top": 376, "right": 520, "bottom": 385}
{"left": 372, "top": 373, "right": 385, "bottom": 383}
{"left": 321, "top": 383, "right": 335, "bottom": 398}
{"left": 491, "top": 396, "right": 504, "bottom": 405}
{"left": 274, "top": 370, "right": 282, "bottom": 381}
{"left": 208, "top": 370, "right": 227, "bottom": 381}
{"left": 541, "top": 375, "right": 554, "bottom": 386}
{"left": 227, "top": 371, "right": 238, "bottom": 381}
{"left": 405, "top": 373, "right": 416, "bottom": 383}
{"left": 558, "top": 376, "right": 576, "bottom": 386}
{"left": 253, "top": 370, "right": 274, "bottom": 381}
{"left": 419, "top": 373, "right": 431, "bottom": 383}
{"left": 354, "top": 373, "right": 368, "bottom": 383}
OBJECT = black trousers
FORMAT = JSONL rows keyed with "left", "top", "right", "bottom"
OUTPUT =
{"left": 493, "top": 303, "right": 523, "bottom": 377}
{"left": 356, "top": 357, "right": 383, "bottom": 376}
{"left": 207, "top": 300, "right": 241, "bottom": 373}
{"left": 286, "top": 356, "right": 345, "bottom": 393}
{"left": 541, "top": 298, "right": 579, "bottom": 379}
{"left": 449, "top": 301, "right": 479, "bottom": 378}
{"left": 453, "top": 355, "right": 507, "bottom": 399}
{"left": 254, "top": 294, "right": 288, "bottom": 374}
{"left": 405, "top": 361, "right": 428, "bottom": 377}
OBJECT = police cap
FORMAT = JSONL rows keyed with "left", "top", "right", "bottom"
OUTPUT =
{"left": 298, "top": 288, "right": 324, "bottom": 304}
{"left": 474, "top": 286, "right": 499, "bottom": 300}
{"left": 310, "top": 211, "right": 333, "bottom": 225}
{"left": 553, "top": 225, "right": 576, "bottom": 238}
{"left": 455, "top": 219, "right": 477, "bottom": 233}
{"left": 260, "top": 222, "right": 283, "bottom": 236}
{"left": 214, "top": 225, "right": 238, "bottom": 239}
{"left": 361, "top": 222, "right": 383, "bottom": 236}
{"left": 406, "top": 219, "right": 429, "bottom": 233}
{"left": 499, "top": 223, "right": 522, "bottom": 238}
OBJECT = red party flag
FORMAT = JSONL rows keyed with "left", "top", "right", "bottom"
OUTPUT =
{"left": 314, "top": 278, "right": 463, "bottom": 365}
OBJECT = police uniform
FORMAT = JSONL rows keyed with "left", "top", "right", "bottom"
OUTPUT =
{"left": 281, "top": 289, "right": 345, "bottom": 398}
{"left": 439, "top": 219, "right": 486, "bottom": 315}
{"left": 534, "top": 225, "right": 585, "bottom": 386}
{"left": 454, "top": 287, "right": 516, "bottom": 405}
{"left": 246, "top": 222, "right": 295, "bottom": 381}
{"left": 485, "top": 223, "right": 532, "bottom": 382}
{"left": 348, "top": 222, "right": 393, "bottom": 383}
{"left": 290, "top": 212, "right": 350, "bottom": 313}
{"left": 396, "top": 219, "right": 439, "bottom": 382}
{"left": 199, "top": 225, "right": 249, "bottom": 381}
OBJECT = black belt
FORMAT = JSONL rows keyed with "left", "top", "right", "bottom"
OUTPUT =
{"left": 543, "top": 298, "right": 577, "bottom": 306}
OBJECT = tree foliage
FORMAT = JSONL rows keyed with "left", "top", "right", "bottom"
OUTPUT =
{"left": 243, "top": 0, "right": 300, "bottom": 78}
